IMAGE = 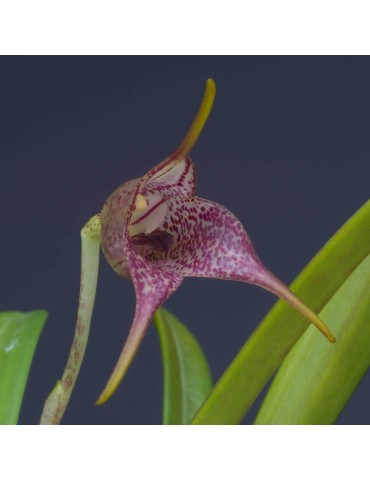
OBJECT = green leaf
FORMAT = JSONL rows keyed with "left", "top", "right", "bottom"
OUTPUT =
{"left": 0, "top": 310, "right": 47, "bottom": 424}
{"left": 255, "top": 253, "right": 370, "bottom": 424}
{"left": 154, "top": 307, "right": 213, "bottom": 425}
{"left": 192, "top": 200, "right": 370, "bottom": 424}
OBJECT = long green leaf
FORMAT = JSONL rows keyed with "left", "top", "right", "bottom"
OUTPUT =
{"left": 192, "top": 200, "right": 370, "bottom": 424}
{"left": 0, "top": 310, "right": 47, "bottom": 424}
{"left": 255, "top": 254, "right": 370, "bottom": 424}
{"left": 154, "top": 307, "right": 212, "bottom": 425}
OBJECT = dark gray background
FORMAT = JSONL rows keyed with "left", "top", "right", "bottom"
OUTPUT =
{"left": 1, "top": 56, "right": 369, "bottom": 425}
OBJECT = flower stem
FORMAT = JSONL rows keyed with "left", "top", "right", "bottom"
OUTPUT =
{"left": 40, "top": 214, "right": 101, "bottom": 425}
{"left": 173, "top": 79, "right": 216, "bottom": 159}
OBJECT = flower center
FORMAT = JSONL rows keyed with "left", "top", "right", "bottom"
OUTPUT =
{"left": 128, "top": 193, "right": 168, "bottom": 237}
{"left": 131, "top": 229, "right": 174, "bottom": 258}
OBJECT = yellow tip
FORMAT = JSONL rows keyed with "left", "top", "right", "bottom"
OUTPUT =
{"left": 174, "top": 78, "right": 216, "bottom": 158}
{"left": 283, "top": 289, "right": 336, "bottom": 343}
{"left": 95, "top": 368, "right": 125, "bottom": 405}
{"left": 134, "top": 194, "right": 148, "bottom": 212}
{"left": 95, "top": 371, "right": 122, "bottom": 405}
{"left": 95, "top": 324, "right": 147, "bottom": 405}
{"left": 260, "top": 273, "right": 336, "bottom": 344}
{"left": 290, "top": 297, "right": 336, "bottom": 344}
{"left": 95, "top": 393, "right": 109, "bottom": 406}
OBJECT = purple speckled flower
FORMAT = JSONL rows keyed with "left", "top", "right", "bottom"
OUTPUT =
{"left": 96, "top": 79, "right": 335, "bottom": 404}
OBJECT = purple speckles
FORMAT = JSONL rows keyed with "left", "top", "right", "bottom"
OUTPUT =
{"left": 98, "top": 147, "right": 275, "bottom": 400}
{"left": 96, "top": 80, "right": 335, "bottom": 405}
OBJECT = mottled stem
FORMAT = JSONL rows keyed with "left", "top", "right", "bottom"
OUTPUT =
{"left": 40, "top": 214, "right": 101, "bottom": 424}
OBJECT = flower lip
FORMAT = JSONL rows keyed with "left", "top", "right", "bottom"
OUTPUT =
{"left": 130, "top": 196, "right": 167, "bottom": 228}
{"left": 128, "top": 194, "right": 168, "bottom": 237}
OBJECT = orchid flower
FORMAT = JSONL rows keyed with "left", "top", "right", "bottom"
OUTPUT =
{"left": 40, "top": 79, "right": 335, "bottom": 424}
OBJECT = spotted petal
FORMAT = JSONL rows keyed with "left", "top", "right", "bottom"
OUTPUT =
{"left": 96, "top": 80, "right": 216, "bottom": 403}
{"left": 95, "top": 257, "right": 182, "bottom": 404}
{"left": 156, "top": 196, "right": 335, "bottom": 340}
{"left": 97, "top": 167, "right": 187, "bottom": 404}
{"left": 96, "top": 79, "right": 335, "bottom": 405}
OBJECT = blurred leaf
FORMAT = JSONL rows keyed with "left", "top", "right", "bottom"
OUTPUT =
{"left": 255, "top": 254, "right": 370, "bottom": 424}
{"left": 0, "top": 310, "right": 47, "bottom": 424}
{"left": 154, "top": 307, "right": 212, "bottom": 425}
{"left": 192, "top": 200, "right": 370, "bottom": 424}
